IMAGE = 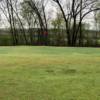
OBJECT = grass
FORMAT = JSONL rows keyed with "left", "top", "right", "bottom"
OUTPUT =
{"left": 0, "top": 46, "right": 100, "bottom": 100}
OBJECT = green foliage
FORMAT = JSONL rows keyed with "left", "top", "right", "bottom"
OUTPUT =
{"left": 51, "top": 12, "right": 65, "bottom": 29}
{"left": 20, "top": 1, "right": 34, "bottom": 27}
{"left": 97, "top": 12, "right": 100, "bottom": 27}
{"left": 0, "top": 35, "right": 12, "bottom": 46}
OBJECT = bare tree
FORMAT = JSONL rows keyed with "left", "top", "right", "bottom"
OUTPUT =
{"left": 52, "top": 0, "right": 100, "bottom": 46}
{"left": 24, "top": 0, "right": 49, "bottom": 45}
{"left": 0, "top": 0, "right": 28, "bottom": 45}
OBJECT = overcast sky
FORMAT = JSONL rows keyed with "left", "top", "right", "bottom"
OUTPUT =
{"left": 0, "top": 0, "right": 96, "bottom": 29}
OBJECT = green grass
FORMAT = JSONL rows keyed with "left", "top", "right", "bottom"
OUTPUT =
{"left": 0, "top": 46, "right": 100, "bottom": 100}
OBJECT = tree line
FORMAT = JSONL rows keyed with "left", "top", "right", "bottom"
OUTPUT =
{"left": 0, "top": 0, "right": 100, "bottom": 46}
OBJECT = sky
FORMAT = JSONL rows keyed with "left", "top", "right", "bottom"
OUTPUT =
{"left": 0, "top": 0, "right": 96, "bottom": 29}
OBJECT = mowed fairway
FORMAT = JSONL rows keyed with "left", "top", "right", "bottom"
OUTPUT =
{"left": 0, "top": 46, "right": 100, "bottom": 100}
